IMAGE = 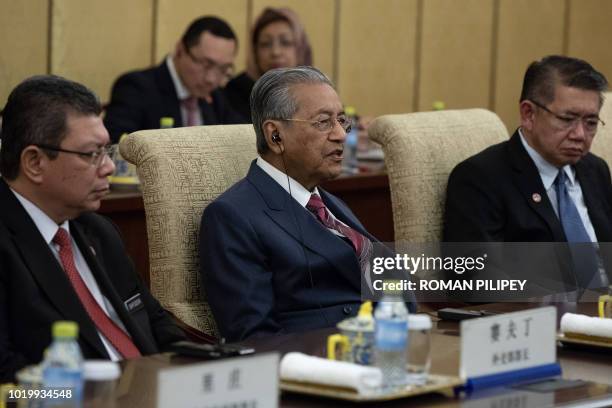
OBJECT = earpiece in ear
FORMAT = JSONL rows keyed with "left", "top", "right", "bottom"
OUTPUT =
{"left": 272, "top": 132, "right": 282, "bottom": 144}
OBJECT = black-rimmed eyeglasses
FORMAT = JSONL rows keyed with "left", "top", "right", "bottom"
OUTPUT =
{"left": 529, "top": 99, "right": 605, "bottom": 134}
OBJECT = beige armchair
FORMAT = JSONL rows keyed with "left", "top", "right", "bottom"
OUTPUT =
{"left": 120, "top": 125, "right": 257, "bottom": 338}
{"left": 590, "top": 91, "right": 612, "bottom": 166}
{"left": 368, "top": 109, "right": 509, "bottom": 242}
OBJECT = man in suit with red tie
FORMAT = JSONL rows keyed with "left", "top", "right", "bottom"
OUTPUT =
{"left": 0, "top": 75, "right": 185, "bottom": 382}
{"left": 199, "top": 66, "right": 416, "bottom": 342}
{"left": 104, "top": 16, "right": 242, "bottom": 143}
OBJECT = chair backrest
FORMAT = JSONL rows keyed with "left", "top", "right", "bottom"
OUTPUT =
{"left": 590, "top": 91, "right": 612, "bottom": 166}
{"left": 120, "top": 125, "right": 257, "bottom": 336}
{"left": 368, "top": 109, "right": 509, "bottom": 242}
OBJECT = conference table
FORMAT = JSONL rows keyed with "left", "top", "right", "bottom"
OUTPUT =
{"left": 115, "top": 302, "right": 612, "bottom": 407}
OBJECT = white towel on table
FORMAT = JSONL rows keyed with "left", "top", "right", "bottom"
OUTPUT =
{"left": 279, "top": 352, "right": 382, "bottom": 395}
{"left": 560, "top": 313, "right": 612, "bottom": 339}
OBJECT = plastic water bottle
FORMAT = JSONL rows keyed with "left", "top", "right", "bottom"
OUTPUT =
{"left": 342, "top": 106, "right": 359, "bottom": 174}
{"left": 374, "top": 292, "right": 409, "bottom": 391}
{"left": 42, "top": 321, "right": 84, "bottom": 407}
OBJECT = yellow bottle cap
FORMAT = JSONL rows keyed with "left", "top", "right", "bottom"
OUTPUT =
{"left": 52, "top": 321, "right": 78, "bottom": 339}
{"left": 160, "top": 117, "right": 174, "bottom": 128}
{"left": 358, "top": 301, "right": 373, "bottom": 319}
{"left": 432, "top": 101, "right": 446, "bottom": 111}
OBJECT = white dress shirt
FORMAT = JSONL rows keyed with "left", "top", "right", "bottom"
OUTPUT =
{"left": 166, "top": 55, "right": 203, "bottom": 126}
{"left": 11, "top": 189, "right": 128, "bottom": 360}
{"left": 256, "top": 157, "right": 350, "bottom": 237}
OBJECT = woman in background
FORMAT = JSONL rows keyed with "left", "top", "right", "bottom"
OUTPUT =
{"left": 224, "top": 7, "right": 312, "bottom": 122}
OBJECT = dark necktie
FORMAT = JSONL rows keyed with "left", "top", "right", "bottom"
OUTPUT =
{"left": 306, "top": 194, "right": 373, "bottom": 274}
{"left": 555, "top": 170, "right": 605, "bottom": 289}
{"left": 181, "top": 96, "right": 199, "bottom": 126}
{"left": 53, "top": 228, "right": 141, "bottom": 359}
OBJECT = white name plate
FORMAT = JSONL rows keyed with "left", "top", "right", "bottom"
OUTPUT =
{"left": 157, "top": 353, "right": 279, "bottom": 408}
{"left": 460, "top": 306, "right": 557, "bottom": 379}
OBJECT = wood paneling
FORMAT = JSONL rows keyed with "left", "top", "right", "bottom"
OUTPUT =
{"left": 337, "top": 0, "right": 417, "bottom": 116}
{"left": 50, "top": 0, "right": 152, "bottom": 103}
{"left": 155, "top": 0, "right": 248, "bottom": 73}
{"left": 494, "top": 0, "right": 565, "bottom": 132}
{"left": 418, "top": 0, "right": 495, "bottom": 112}
{"left": 566, "top": 0, "right": 612, "bottom": 84}
{"left": 251, "top": 0, "right": 336, "bottom": 80}
{"left": 0, "top": 0, "right": 48, "bottom": 107}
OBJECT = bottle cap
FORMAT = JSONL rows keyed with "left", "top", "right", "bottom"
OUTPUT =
{"left": 408, "top": 314, "right": 432, "bottom": 330}
{"left": 83, "top": 361, "right": 121, "bottom": 381}
{"left": 52, "top": 321, "right": 78, "bottom": 338}
{"left": 160, "top": 117, "right": 174, "bottom": 128}
{"left": 357, "top": 301, "right": 373, "bottom": 320}
{"left": 432, "top": 101, "right": 446, "bottom": 111}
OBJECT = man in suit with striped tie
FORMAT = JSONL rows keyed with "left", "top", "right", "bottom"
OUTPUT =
{"left": 0, "top": 75, "right": 185, "bottom": 382}
{"left": 200, "top": 66, "right": 416, "bottom": 342}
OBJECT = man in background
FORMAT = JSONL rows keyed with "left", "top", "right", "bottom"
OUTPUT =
{"left": 200, "top": 66, "right": 416, "bottom": 342}
{"left": 104, "top": 16, "right": 242, "bottom": 142}
{"left": 0, "top": 75, "right": 185, "bottom": 382}
{"left": 444, "top": 55, "right": 611, "bottom": 294}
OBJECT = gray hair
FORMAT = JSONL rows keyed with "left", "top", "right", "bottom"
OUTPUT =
{"left": 250, "top": 66, "right": 333, "bottom": 154}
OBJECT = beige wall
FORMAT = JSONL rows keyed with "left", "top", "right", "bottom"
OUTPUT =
{"left": 1, "top": 0, "right": 612, "bottom": 131}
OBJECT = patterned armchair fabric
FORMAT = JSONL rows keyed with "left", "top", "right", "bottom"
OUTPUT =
{"left": 119, "top": 125, "right": 257, "bottom": 337}
{"left": 368, "top": 109, "right": 508, "bottom": 242}
{"left": 590, "top": 91, "right": 612, "bottom": 166}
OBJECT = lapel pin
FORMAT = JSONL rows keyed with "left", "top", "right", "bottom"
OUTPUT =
{"left": 532, "top": 193, "right": 542, "bottom": 203}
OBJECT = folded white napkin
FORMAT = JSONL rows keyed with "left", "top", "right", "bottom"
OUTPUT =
{"left": 560, "top": 313, "right": 612, "bottom": 340}
{"left": 279, "top": 352, "right": 382, "bottom": 395}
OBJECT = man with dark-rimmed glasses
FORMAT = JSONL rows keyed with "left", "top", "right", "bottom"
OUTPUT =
{"left": 444, "top": 55, "right": 612, "bottom": 296}
{"left": 104, "top": 16, "right": 242, "bottom": 143}
{"left": 0, "top": 75, "right": 185, "bottom": 382}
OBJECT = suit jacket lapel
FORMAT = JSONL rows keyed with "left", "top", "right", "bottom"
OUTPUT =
{"left": 508, "top": 131, "right": 567, "bottom": 241}
{"left": 71, "top": 221, "right": 151, "bottom": 353}
{"left": 155, "top": 62, "right": 183, "bottom": 127}
{"left": 575, "top": 159, "right": 612, "bottom": 242}
{"left": 0, "top": 181, "right": 107, "bottom": 357}
{"left": 246, "top": 162, "right": 361, "bottom": 286}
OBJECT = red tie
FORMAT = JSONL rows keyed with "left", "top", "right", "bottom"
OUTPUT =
{"left": 306, "top": 194, "right": 373, "bottom": 273}
{"left": 53, "top": 228, "right": 141, "bottom": 359}
{"left": 182, "top": 96, "right": 199, "bottom": 126}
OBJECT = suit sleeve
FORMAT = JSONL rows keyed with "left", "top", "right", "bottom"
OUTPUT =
{"left": 104, "top": 73, "right": 148, "bottom": 144}
{"left": 443, "top": 160, "right": 506, "bottom": 242}
{"left": 0, "top": 275, "right": 29, "bottom": 382}
{"left": 200, "top": 201, "right": 283, "bottom": 342}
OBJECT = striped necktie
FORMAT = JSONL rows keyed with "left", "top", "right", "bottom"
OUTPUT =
{"left": 53, "top": 227, "right": 141, "bottom": 359}
{"left": 306, "top": 193, "right": 373, "bottom": 274}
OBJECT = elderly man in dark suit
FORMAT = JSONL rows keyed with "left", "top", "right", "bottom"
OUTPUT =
{"left": 0, "top": 75, "right": 185, "bottom": 382}
{"left": 104, "top": 16, "right": 242, "bottom": 143}
{"left": 200, "top": 66, "right": 416, "bottom": 342}
{"left": 444, "top": 55, "right": 612, "bottom": 294}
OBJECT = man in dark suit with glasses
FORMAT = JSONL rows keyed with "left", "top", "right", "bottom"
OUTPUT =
{"left": 200, "top": 66, "right": 416, "bottom": 342}
{"left": 0, "top": 75, "right": 185, "bottom": 382}
{"left": 104, "top": 16, "right": 242, "bottom": 143}
{"left": 444, "top": 55, "right": 612, "bottom": 296}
